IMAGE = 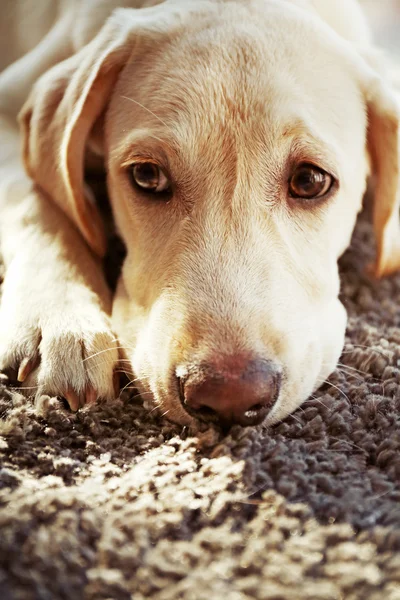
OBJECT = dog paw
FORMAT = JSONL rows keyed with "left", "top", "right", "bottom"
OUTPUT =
{"left": 0, "top": 306, "right": 120, "bottom": 410}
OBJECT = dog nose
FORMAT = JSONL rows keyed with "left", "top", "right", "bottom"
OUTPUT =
{"left": 178, "top": 357, "right": 281, "bottom": 427}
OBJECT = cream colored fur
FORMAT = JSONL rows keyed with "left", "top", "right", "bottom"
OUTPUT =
{"left": 0, "top": 0, "right": 399, "bottom": 423}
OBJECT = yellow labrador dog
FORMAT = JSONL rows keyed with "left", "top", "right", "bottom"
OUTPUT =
{"left": 0, "top": 0, "right": 399, "bottom": 428}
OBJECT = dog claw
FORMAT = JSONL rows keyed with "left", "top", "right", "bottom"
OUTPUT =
{"left": 64, "top": 389, "right": 80, "bottom": 412}
{"left": 85, "top": 386, "right": 97, "bottom": 405}
{"left": 17, "top": 356, "right": 37, "bottom": 382}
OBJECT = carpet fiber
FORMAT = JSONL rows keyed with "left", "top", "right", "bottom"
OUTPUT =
{"left": 1, "top": 215, "right": 400, "bottom": 600}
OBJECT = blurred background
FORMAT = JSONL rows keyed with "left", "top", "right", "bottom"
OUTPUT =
{"left": 363, "top": 0, "right": 400, "bottom": 57}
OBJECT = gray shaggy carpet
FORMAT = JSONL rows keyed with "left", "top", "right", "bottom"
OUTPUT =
{"left": 1, "top": 215, "right": 400, "bottom": 600}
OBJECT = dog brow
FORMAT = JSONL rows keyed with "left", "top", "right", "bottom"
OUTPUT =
{"left": 121, "top": 95, "right": 171, "bottom": 130}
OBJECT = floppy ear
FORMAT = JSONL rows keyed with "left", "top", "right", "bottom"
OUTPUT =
{"left": 18, "top": 11, "right": 134, "bottom": 256}
{"left": 364, "top": 69, "right": 400, "bottom": 278}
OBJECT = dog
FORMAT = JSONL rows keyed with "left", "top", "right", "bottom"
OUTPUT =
{"left": 0, "top": 0, "right": 399, "bottom": 428}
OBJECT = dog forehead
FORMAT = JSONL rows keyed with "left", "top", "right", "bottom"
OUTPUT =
{"left": 109, "top": 1, "right": 366, "bottom": 175}
{"left": 122, "top": 8, "right": 360, "bottom": 120}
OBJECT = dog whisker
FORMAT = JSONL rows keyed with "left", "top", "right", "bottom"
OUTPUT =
{"left": 319, "top": 360, "right": 371, "bottom": 379}
{"left": 334, "top": 367, "right": 364, "bottom": 382}
{"left": 336, "top": 362, "right": 371, "bottom": 376}
{"left": 321, "top": 380, "right": 351, "bottom": 403}
{"left": 122, "top": 374, "right": 151, "bottom": 387}
{"left": 304, "top": 395, "right": 331, "bottom": 410}
{"left": 82, "top": 346, "right": 129, "bottom": 362}
{"left": 289, "top": 413, "right": 303, "bottom": 424}
{"left": 341, "top": 344, "right": 389, "bottom": 359}
{"left": 120, "top": 380, "right": 136, "bottom": 394}
{"left": 84, "top": 362, "right": 132, "bottom": 376}
{"left": 329, "top": 435, "right": 365, "bottom": 453}
{"left": 121, "top": 95, "right": 171, "bottom": 130}
{"left": 10, "top": 385, "right": 41, "bottom": 391}
{"left": 119, "top": 378, "right": 154, "bottom": 396}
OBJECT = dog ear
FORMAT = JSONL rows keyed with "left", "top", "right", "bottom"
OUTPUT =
{"left": 362, "top": 59, "right": 400, "bottom": 278}
{"left": 18, "top": 11, "right": 136, "bottom": 256}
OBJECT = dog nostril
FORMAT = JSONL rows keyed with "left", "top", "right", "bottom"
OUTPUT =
{"left": 194, "top": 405, "right": 220, "bottom": 422}
{"left": 246, "top": 402, "right": 264, "bottom": 413}
{"left": 191, "top": 400, "right": 269, "bottom": 427}
{"left": 243, "top": 402, "right": 267, "bottom": 417}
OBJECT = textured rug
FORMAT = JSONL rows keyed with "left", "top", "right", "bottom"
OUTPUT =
{"left": 1, "top": 213, "right": 400, "bottom": 600}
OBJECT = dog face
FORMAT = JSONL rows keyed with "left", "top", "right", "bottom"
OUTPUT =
{"left": 20, "top": 0, "right": 400, "bottom": 427}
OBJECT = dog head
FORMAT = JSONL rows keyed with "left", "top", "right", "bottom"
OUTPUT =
{"left": 20, "top": 0, "right": 400, "bottom": 427}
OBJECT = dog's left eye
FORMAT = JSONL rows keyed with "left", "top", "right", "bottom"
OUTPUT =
{"left": 289, "top": 164, "right": 333, "bottom": 200}
{"left": 131, "top": 162, "right": 171, "bottom": 194}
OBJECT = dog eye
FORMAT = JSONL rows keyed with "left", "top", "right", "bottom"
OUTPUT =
{"left": 289, "top": 164, "right": 333, "bottom": 200}
{"left": 131, "top": 162, "right": 170, "bottom": 194}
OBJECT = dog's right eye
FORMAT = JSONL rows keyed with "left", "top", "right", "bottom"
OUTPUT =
{"left": 289, "top": 163, "right": 334, "bottom": 200}
{"left": 130, "top": 162, "right": 171, "bottom": 195}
